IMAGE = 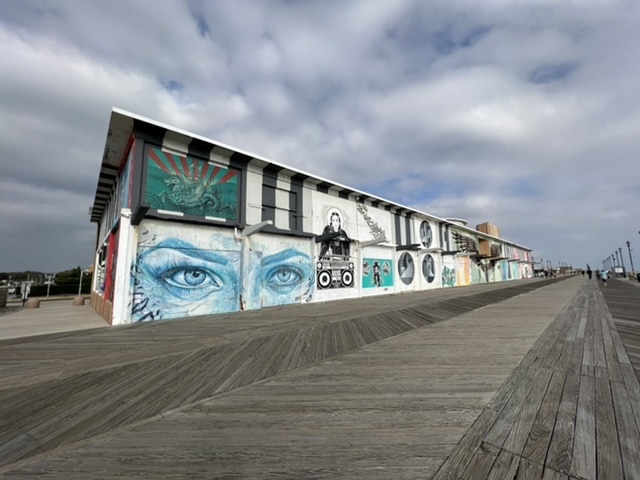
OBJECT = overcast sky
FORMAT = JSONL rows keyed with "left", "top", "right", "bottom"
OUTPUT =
{"left": 1, "top": 0, "right": 639, "bottom": 274}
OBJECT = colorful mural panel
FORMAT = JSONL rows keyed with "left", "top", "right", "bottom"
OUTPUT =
{"left": 246, "top": 240, "right": 315, "bottom": 308}
{"left": 362, "top": 258, "right": 393, "bottom": 288}
{"left": 132, "top": 235, "right": 241, "bottom": 321}
{"left": 501, "top": 261, "right": 509, "bottom": 280}
{"left": 130, "top": 223, "right": 315, "bottom": 322}
{"left": 145, "top": 147, "right": 239, "bottom": 220}
{"left": 456, "top": 256, "right": 471, "bottom": 286}
{"left": 442, "top": 255, "right": 456, "bottom": 287}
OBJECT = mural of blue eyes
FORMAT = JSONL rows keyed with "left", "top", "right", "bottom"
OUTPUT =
{"left": 262, "top": 248, "right": 313, "bottom": 298}
{"left": 133, "top": 236, "right": 313, "bottom": 320}
{"left": 264, "top": 265, "right": 304, "bottom": 292}
{"left": 137, "top": 240, "right": 236, "bottom": 302}
{"left": 162, "top": 267, "right": 222, "bottom": 290}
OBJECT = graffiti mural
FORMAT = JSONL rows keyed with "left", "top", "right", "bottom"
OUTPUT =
{"left": 145, "top": 147, "right": 239, "bottom": 220}
{"left": 132, "top": 234, "right": 241, "bottom": 321}
{"left": 456, "top": 256, "right": 471, "bottom": 286}
{"left": 356, "top": 202, "right": 388, "bottom": 242}
{"left": 442, "top": 255, "right": 456, "bottom": 287}
{"left": 362, "top": 258, "right": 393, "bottom": 288}
{"left": 131, "top": 224, "right": 315, "bottom": 322}
{"left": 246, "top": 240, "right": 315, "bottom": 308}
{"left": 316, "top": 208, "right": 354, "bottom": 289}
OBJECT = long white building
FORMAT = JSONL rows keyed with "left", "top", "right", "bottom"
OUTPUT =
{"left": 89, "top": 108, "right": 533, "bottom": 325}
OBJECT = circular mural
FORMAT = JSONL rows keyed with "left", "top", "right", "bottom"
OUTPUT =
{"left": 398, "top": 252, "right": 415, "bottom": 285}
{"left": 422, "top": 254, "right": 435, "bottom": 283}
{"left": 420, "top": 221, "right": 433, "bottom": 248}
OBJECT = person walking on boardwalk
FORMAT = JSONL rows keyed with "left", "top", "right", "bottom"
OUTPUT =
{"left": 599, "top": 269, "right": 608, "bottom": 286}
{"left": 586, "top": 265, "right": 593, "bottom": 279}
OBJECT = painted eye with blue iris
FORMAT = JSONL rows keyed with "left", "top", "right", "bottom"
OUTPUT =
{"left": 133, "top": 238, "right": 240, "bottom": 319}
{"left": 262, "top": 249, "right": 313, "bottom": 304}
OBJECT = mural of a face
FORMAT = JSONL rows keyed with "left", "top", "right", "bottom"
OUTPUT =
{"left": 131, "top": 230, "right": 314, "bottom": 321}
{"left": 317, "top": 207, "right": 353, "bottom": 288}
{"left": 330, "top": 211, "right": 341, "bottom": 231}
{"left": 422, "top": 254, "right": 435, "bottom": 283}
{"left": 420, "top": 221, "right": 433, "bottom": 248}
{"left": 247, "top": 247, "right": 315, "bottom": 308}
{"left": 132, "top": 237, "right": 240, "bottom": 321}
{"left": 398, "top": 252, "right": 415, "bottom": 285}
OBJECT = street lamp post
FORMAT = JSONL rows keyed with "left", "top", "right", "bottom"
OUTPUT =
{"left": 619, "top": 247, "right": 625, "bottom": 273}
{"left": 627, "top": 241, "right": 635, "bottom": 275}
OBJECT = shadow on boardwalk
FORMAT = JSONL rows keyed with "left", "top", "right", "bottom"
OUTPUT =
{"left": 1, "top": 276, "right": 639, "bottom": 479}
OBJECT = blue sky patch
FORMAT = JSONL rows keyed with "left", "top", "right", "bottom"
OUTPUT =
{"left": 529, "top": 62, "right": 578, "bottom": 84}
{"left": 160, "top": 79, "right": 185, "bottom": 93}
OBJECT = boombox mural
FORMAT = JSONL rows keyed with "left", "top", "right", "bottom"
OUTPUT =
{"left": 315, "top": 208, "right": 355, "bottom": 289}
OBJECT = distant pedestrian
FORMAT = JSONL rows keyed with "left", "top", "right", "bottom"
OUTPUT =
{"left": 599, "top": 270, "right": 608, "bottom": 286}
{"left": 587, "top": 267, "right": 592, "bottom": 279}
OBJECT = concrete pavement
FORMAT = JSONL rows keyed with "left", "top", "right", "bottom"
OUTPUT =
{"left": 0, "top": 297, "right": 108, "bottom": 340}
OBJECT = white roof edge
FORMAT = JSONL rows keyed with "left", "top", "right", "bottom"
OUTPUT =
{"left": 109, "top": 107, "right": 532, "bottom": 252}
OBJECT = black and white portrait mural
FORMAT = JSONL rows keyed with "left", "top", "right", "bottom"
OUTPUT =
{"left": 422, "top": 254, "right": 436, "bottom": 283}
{"left": 316, "top": 207, "right": 354, "bottom": 289}
{"left": 398, "top": 252, "right": 415, "bottom": 285}
{"left": 420, "top": 221, "right": 433, "bottom": 248}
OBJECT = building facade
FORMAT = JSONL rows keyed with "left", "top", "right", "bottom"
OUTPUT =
{"left": 89, "top": 109, "right": 533, "bottom": 325}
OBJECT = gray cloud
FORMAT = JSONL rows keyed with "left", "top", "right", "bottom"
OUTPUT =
{"left": 1, "top": 0, "right": 639, "bottom": 273}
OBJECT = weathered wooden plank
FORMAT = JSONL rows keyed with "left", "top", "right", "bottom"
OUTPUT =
{"left": 609, "top": 319, "right": 631, "bottom": 365}
{"left": 503, "top": 367, "right": 553, "bottom": 456}
{"left": 570, "top": 374, "right": 596, "bottom": 480}
{"left": 581, "top": 302, "right": 595, "bottom": 378}
{"left": 541, "top": 467, "right": 569, "bottom": 479}
{"left": 594, "top": 376, "right": 624, "bottom": 480}
{"left": 619, "top": 363, "right": 640, "bottom": 430}
{"left": 610, "top": 378, "right": 640, "bottom": 479}
{"left": 461, "top": 441, "right": 500, "bottom": 480}
{"left": 522, "top": 369, "right": 566, "bottom": 464}
{"left": 431, "top": 408, "right": 500, "bottom": 480}
{"left": 591, "top": 306, "right": 607, "bottom": 372}
{"left": 515, "top": 457, "right": 544, "bottom": 480}
{"left": 486, "top": 448, "right": 520, "bottom": 480}
{"left": 546, "top": 373, "right": 580, "bottom": 474}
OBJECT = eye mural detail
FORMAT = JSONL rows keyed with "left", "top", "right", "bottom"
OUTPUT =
{"left": 131, "top": 238, "right": 240, "bottom": 321}
{"left": 130, "top": 230, "right": 315, "bottom": 322}
{"left": 260, "top": 249, "right": 314, "bottom": 307}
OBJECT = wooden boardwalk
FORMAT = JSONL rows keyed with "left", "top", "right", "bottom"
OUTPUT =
{"left": 0, "top": 275, "right": 639, "bottom": 479}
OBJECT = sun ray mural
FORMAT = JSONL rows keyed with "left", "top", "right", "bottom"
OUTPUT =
{"left": 145, "top": 147, "right": 239, "bottom": 220}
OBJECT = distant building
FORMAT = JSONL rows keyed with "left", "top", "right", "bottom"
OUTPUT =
{"left": 89, "top": 108, "right": 533, "bottom": 325}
